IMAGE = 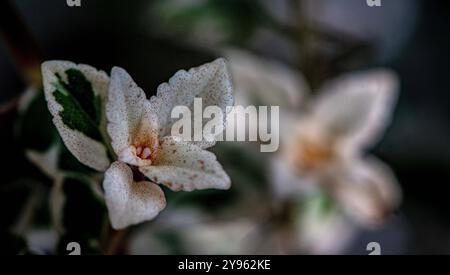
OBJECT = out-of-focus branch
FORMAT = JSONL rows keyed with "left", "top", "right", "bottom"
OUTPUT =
{"left": 0, "top": 0, "right": 42, "bottom": 88}
{"left": 265, "top": 0, "right": 373, "bottom": 89}
{"left": 0, "top": 0, "right": 43, "bottom": 119}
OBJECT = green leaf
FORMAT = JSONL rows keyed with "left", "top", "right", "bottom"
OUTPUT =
{"left": 53, "top": 69, "right": 103, "bottom": 142}
{"left": 301, "top": 190, "right": 336, "bottom": 218}
{"left": 17, "top": 89, "right": 57, "bottom": 151}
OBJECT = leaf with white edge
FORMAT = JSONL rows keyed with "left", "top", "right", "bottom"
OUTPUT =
{"left": 150, "top": 58, "right": 234, "bottom": 148}
{"left": 26, "top": 143, "right": 60, "bottom": 179}
{"left": 312, "top": 69, "right": 399, "bottom": 152}
{"left": 42, "top": 61, "right": 111, "bottom": 171}
{"left": 103, "top": 162, "right": 166, "bottom": 230}
{"left": 139, "top": 136, "right": 231, "bottom": 192}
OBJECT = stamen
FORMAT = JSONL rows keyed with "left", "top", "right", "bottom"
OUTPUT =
{"left": 136, "top": 146, "right": 143, "bottom": 156}
{"left": 142, "top": 147, "right": 152, "bottom": 159}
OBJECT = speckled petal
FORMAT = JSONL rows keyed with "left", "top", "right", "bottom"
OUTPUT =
{"left": 41, "top": 61, "right": 110, "bottom": 171}
{"left": 103, "top": 161, "right": 166, "bottom": 230}
{"left": 149, "top": 58, "right": 233, "bottom": 148}
{"left": 139, "top": 136, "right": 231, "bottom": 191}
{"left": 106, "top": 67, "right": 159, "bottom": 161}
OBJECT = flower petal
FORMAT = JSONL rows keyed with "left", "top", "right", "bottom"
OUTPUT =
{"left": 149, "top": 58, "right": 233, "bottom": 148}
{"left": 42, "top": 61, "right": 110, "bottom": 171}
{"left": 225, "top": 48, "right": 308, "bottom": 108}
{"left": 312, "top": 69, "right": 399, "bottom": 152}
{"left": 330, "top": 157, "right": 402, "bottom": 227}
{"left": 270, "top": 155, "right": 316, "bottom": 198}
{"left": 106, "top": 67, "right": 159, "bottom": 163}
{"left": 139, "top": 136, "right": 231, "bottom": 191}
{"left": 103, "top": 161, "right": 166, "bottom": 230}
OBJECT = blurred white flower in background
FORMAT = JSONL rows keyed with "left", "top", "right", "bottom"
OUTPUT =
{"left": 274, "top": 69, "right": 402, "bottom": 227}
{"left": 226, "top": 49, "right": 402, "bottom": 253}
{"left": 225, "top": 48, "right": 308, "bottom": 108}
{"left": 221, "top": 49, "right": 308, "bottom": 152}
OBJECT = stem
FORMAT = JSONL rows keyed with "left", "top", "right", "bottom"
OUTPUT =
{"left": 101, "top": 222, "right": 128, "bottom": 255}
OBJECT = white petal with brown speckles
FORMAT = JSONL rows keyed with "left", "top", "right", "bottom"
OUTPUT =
{"left": 107, "top": 67, "right": 159, "bottom": 166}
{"left": 149, "top": 58, "right": 233, "bottom": 148}
{"left": 103, "top": 161, "right": 166, "bottom": 230}
{"left": 139, "top": 136, "right": 231, "bottom": 191}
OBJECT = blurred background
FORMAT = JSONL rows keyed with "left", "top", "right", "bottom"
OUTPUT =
{"left": 0, "top": 0, "right": 449, "bottom": 254}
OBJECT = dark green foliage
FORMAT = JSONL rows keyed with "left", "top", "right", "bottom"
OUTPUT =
{"left": 155, "top": 0, "right": 272, "bottom": 44}
{"left": 60, "top": 176, "right": 106, "bottom": 238}
{"left": 53, "top": 69, "right": 103, "bottom": 142}
{"left": 55, "top": 175, "right": 106, "bottom": 254}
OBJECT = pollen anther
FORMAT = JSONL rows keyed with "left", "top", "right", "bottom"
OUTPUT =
{"left": 142, "top": 147, "right": 152, "bottom": 159}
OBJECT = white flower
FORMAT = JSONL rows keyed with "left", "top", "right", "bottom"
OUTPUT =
{"left": 42, "top": 59, "right": 233, "bottom": 230}
{"left": 274, "top": 69, "right": 402, "bottom": 226}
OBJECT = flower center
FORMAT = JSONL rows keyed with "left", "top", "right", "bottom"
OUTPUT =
{"left": 135, "top": 146, "right": 153, "bottom": 160}
{"left": 294, "top": 137, "right": 335, "bottom": 172}
{"left": 132, "top": 137, "right": 158, "bottom": 163}
{"left": 131, "top": 111, "right": 161, "bottom": 163}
